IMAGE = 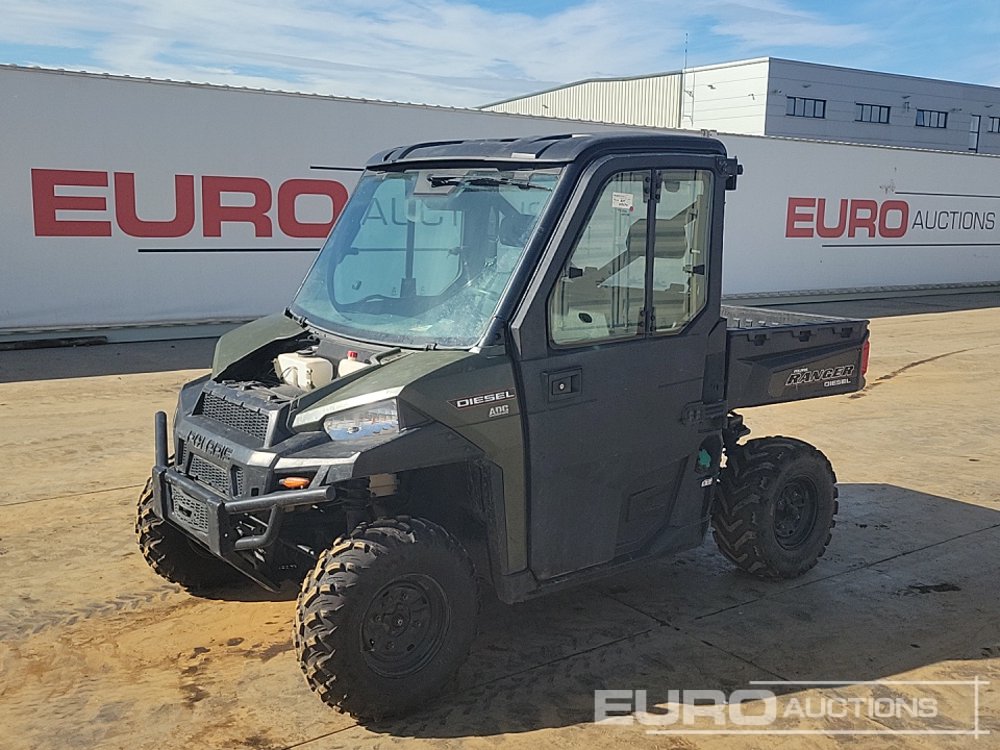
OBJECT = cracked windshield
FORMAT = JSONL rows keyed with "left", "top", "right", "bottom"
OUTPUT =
{"left": 292, "top": 166, "right": 562, "bottom": 347}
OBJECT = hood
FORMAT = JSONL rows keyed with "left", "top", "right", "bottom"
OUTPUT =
{"left": 212, "top": 313, "right": 304, "bottom": 377}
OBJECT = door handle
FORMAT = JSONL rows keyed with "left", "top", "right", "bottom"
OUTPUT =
{"left": 547, "top": 368, "right": 582, "bottom": 401}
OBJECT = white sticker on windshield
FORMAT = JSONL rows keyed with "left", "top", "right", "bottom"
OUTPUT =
{"left": 611, "top": 191, "right": 634, "bottom": 212}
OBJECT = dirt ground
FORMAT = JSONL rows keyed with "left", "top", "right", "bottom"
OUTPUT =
{"left": 1, "top": 293, "right": 998, "bottom": 750}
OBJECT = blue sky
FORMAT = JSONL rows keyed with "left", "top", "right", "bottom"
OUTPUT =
{"left": 3, "top": 1, "right": 999, "bottom": 107}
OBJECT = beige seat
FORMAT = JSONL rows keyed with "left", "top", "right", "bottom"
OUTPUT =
{"left": 626, "top": 216, "right": 692, "bottom": 327}
{"left": 625, "top": 215, "right": 690, "bottom": 259}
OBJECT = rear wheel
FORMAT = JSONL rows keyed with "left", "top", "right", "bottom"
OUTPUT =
{"left": 135, "top": 478, "right": 242, "bottom": 590}
{"left": 712, "top": 437, "right": 838, "bottom": 579}
{"left": 294, "top": 516, "right": 478, "bottom": 719}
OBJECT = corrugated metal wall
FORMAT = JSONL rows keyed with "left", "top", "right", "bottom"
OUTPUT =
{"left": 485, "top": 74, "right": 682, "bottom": 128}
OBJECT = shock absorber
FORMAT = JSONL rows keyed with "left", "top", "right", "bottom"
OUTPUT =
{"left": 339, "top": 479, "right": 371, "bottom": 533}
{"left": 338, "top": 474, "right": 400, "bottom": 531}
{"left": 368, "top": 473, "right": 399, "bottom": 519}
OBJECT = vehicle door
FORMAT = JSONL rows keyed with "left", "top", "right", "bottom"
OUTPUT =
{"left": 510, "top": 155, "right": 727, "bottom": 579}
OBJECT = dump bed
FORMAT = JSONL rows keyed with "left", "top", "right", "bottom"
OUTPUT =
{"left": 722, "top": 305, "right": 869, "bottom": 408}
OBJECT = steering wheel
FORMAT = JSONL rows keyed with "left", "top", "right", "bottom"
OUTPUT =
{"left": 351, "top": 293, "right": 396, "bottom": 305}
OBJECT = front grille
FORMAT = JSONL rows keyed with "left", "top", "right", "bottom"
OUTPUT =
{"left": 199, "top": 392, "right": 269, "bottom": 443}
{"left": 171, "top": 488, "right": 210, "bottom": 535}
{"left": 188, "top": 454, "right": 230, "bottom": 494}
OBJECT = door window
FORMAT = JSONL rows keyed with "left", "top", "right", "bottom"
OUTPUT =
{"left": 548, "top": 169, "right": 712, "bottom": 346}
{"left": 651, "top": 170, "right": 712, "bottom": 334}
{"left": 549, "top": 171, "right": 648, "bottom": 345}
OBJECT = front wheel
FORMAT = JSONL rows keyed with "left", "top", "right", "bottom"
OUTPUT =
{"left": 712, "top": 437, "right": 838, "bottom": 579}
{"left": 135, "top": 478, "right": 242, "bottom": 590}
{"left": 294, "top": 516, "right": 478, "bottom": 719}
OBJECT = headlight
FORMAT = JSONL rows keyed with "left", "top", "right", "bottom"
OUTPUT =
{"left": 322, "top": 399, "right": 400, "bottom": 441}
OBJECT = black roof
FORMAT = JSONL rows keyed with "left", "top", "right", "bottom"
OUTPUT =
{"left": 366, "top": 131, "right": 728, "bottom": 168}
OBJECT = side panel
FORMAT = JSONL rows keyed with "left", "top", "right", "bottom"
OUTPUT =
{"left": 401, "top": 356, "right": 530, "bottom": 575}
{"left": 725, "top": 325, "right": 869, "bottom": 407}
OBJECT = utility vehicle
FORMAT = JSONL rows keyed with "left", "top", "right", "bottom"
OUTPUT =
{"left": 137, "top": 132, "right": 870, "bottom": 718}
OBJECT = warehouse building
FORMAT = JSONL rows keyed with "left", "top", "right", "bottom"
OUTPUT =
{"left": 482, "top": 57, "right": 1000, "bottom": 154}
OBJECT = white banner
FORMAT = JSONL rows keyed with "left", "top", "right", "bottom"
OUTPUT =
{"left": 2, "top": 67, "right": 999, "bottom": 331}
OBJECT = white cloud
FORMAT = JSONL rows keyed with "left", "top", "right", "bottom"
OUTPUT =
{"left": 704, "top": 0, "right": 874, "bottom": 49}
{"left": 1, "top": 0, "right": 876, "bottom": 106}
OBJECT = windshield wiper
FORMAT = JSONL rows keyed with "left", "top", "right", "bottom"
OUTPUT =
{"left": 426, "top": 174, "right": 552, "bottom": 191}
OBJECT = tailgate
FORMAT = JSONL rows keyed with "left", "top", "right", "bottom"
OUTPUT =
{"left": 723, "top": 305, "right": 870, "bottom": 408}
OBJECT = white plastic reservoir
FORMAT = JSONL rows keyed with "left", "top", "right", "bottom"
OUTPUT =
{"left": 275, "top": 351, "right": 336, "bottom": 390}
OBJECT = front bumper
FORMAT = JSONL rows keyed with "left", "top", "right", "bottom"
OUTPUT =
{"left": 150, "top": 370, "right": 482, "bottom": 587}
{"left": 150, "top": 410, "right": 346, "bottom": 585}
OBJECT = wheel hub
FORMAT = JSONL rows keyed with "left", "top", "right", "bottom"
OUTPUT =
{"left": 774, "top": 477, "right": 819, "bottom": 550}
{"left": 361, "top": 574, "right": 449, "bottom": 677}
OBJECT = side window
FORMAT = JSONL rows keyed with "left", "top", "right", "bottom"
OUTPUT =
{"left": 549, "top": 171, "right": 648, "bottom": 345}
{"left": 651, "top": 170, "right": 712, "bottom": 334}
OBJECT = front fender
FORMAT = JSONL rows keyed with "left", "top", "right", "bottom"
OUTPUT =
{"left": 278, "top": 422, "right": 483, "bottom": 481}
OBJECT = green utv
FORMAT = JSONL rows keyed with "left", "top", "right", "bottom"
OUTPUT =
{"left": 137, "top": 133, "right": 870, "bottom": 717}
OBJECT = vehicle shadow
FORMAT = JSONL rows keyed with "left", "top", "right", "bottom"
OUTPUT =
{"left": 0, "top": 338, "right": 217, "bottom": 382}
{"left": 358, "top": 483, "right": 999, "bottom": 738}
{"left": 194, "top": 580, "right": 301, "bottom": 603}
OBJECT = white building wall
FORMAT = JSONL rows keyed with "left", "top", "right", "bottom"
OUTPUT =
{"left": 489, "top": 56, "right": 1000, "bottom": 155}
{"left": 680, "top": 59, "right": 770, "bottom": 135}
{"left": 484, "top": 74, "right": 682, "bottom": 129}
{"left": 764, "top": 58, "right": 1000, "bottom": 154}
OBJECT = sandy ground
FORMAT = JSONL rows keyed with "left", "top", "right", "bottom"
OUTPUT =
{"left": 1, "top": 293, "right": 998, "bottom": 750}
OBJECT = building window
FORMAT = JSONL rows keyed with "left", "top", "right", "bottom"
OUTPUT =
{"left": 989, "top": 116, "right": 1000, "bottom": 133}
{"left": 786, "top": 96, "right": 826, "bottom": 118}
{"left": 856, "top": 103, "right": 890, "bottom": 124}
{"left": 970, "top": 114, "right": 981, "bottom": 152}
{"left": 915, "top": 109, "right": 948, "bottom": 128}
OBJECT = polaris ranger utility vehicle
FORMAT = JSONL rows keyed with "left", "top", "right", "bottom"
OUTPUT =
{"left": 137, "top": 132, "right": 870, "bottom": 718}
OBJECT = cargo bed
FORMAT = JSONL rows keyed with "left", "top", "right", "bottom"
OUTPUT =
{"left": 722, "top": 304, "right": 869, "bottom": 408}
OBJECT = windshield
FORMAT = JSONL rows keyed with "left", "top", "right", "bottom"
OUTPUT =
{"left": 290, "top": 166, "right": 562, "bottom": 348}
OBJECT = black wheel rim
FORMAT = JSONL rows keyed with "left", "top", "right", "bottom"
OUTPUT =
{"left": 361, "top": 574, "right": 450, "bottom": 677}
{"left": 773, "top": 477, "right": 820, "bottom": 550}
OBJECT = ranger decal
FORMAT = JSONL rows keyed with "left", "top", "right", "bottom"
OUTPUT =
{"left": 785, "top": 364, "right": 856, "bottom": 388}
